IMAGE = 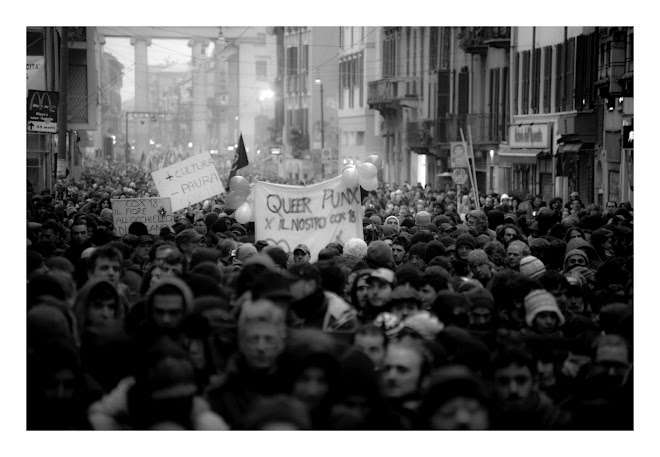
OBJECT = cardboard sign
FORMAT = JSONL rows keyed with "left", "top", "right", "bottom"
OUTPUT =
{"left": 151, "top": 152, "right": 224, "bottom": 212}
{"left": 253, "top": 176, "right": 364, "bottom": 261}
{"left": 111, "top": 197, "right": 173, "bottom": 236}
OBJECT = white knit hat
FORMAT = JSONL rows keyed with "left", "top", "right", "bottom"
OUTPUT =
{"left": 524, "top": 289, "right": 565, "bottom": 327}
{"left": 519, "top": 256, "right": 547, "bottom": 279}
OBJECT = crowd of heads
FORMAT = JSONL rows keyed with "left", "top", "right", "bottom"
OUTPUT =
{"left": 26, "top": 172, "right": 633, "bottom": 431}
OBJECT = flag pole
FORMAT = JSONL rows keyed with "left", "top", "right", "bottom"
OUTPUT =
{"left": 460, "top": 128, "right": 479, "bottom": 211}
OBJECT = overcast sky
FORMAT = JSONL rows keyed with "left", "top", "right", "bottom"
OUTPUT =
{"left": 103, "top": 36, "right": 215, "bottom": 102}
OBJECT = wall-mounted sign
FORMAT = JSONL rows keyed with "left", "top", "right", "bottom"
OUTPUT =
{"left": 509, "top": 123, "right": 550, "bottom": 149}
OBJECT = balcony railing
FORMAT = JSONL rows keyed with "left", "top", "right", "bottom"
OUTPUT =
{"left": 406, "top": 114, "right": 503, "bottom": 148}
{"left": 459, "top": 27, "right": 510, "bottom": 53}
{"left": 367, "top": 77, "right": 419, "bottom": 108}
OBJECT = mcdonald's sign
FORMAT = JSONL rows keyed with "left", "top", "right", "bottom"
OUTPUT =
{"left": 27, "top": 90, "right": 58, "bottom": 133}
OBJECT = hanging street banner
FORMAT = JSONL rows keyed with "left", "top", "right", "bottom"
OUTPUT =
{"left": 111, "top": 197, "right": 173, "bottom": 236}
{"left": 27, "top": 90, "right": 58, "bottom": 133}
{"left": 151, "top": 152, "right": 224, "bottom": 212}
{"left": 253, "top": 176, "right": 364, "bottom": 261}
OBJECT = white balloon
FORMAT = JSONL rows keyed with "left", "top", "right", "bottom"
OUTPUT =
{"left": 360, "top": 175, "right": 378, "bottom": 191}
{"left": 357, "top": 162, "right": 377, "bottom": 180}
{"left": 342, "top": 166, "right": 360, "bottom": 187}
{"left": 235, "top": 202, "right": 252, "bottom": 224}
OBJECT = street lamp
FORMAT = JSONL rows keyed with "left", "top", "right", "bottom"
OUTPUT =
{"left": 315, "top": 78, "right": 324, "bottom": 149}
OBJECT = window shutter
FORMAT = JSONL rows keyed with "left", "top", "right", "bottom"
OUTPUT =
{"left": 514, "top": 52, "right": 520, "bottom": 115}
{"left": 543, "top": 46, "right": 552, "bottom": 113}
{"left": 555, "top": 43, "right": 563, "bottom": 112}
{"left": 437, "top": 69, "right": 450, "bottom": 116}
{"left": 575, "top": 35, "right": 586, "bottom": 111}
{"left": 458, "top": 70, "right": 469, "bottom": 114}
{"left": 502, "top": 66, "right": 509, "bottom": 141}
{"left": 564, "top": 37, "right": 575, "bottom": 111}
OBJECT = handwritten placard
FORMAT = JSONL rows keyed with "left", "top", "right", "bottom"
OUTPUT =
{"left": 151, "top": 152, "right": 224, "bottom": 212}
{"left": 110, "top": 197, "right": 173, "bottom": 236}
{"left": 253, "top": 176, "right": 364, "bottom": 261}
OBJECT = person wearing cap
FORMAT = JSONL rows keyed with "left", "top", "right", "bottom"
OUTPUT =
{"left": 175, "top": 229, "right": 203, "bottom": 267}
{"left": 494, "top": 193, "right": 512, "bottom": 213}
{"left": 466, "top": 249, "right": 495, "bottom": 287}
{"left": 363, "top": 268, "right": 397, "bottom": 322}
{"left": 293, "top": 244, "right": 311, "bottom": 264}
{"left": 130, "top": 235, "right": 154, "bottom": 272}
{"left": 232, "top": 243, "right": 258, "bottom": 267}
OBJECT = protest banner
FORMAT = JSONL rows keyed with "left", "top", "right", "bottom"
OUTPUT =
{"left": 253, "top": 176, "right": 364, "bottom": 260}
{"left": 111, "top": 197, "right": 173, "bottom": 236}
{"left": 151, "top": 152, "right": 224, "bottom": 212}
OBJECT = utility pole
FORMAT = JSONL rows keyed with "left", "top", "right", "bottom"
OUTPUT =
{"left": 55, "top": 27, "right": 68, "bottom": 187}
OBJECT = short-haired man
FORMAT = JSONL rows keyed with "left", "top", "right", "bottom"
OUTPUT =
{"left": 391, "top": 236, "right": 410, "bottom": 267}
{"left": 39, "top": 220, "right": 69, "bottom": 254}
{"left": 206, "top": 298, "right": 288, "bottom": 427}
{"left": 505, "top": 240, "right": 530, "bottom": 272}
{"left": 161, "top": 251, "right": 187, "bottom": 278}
{"left": 63, "top": 219, "right": 93, "bottom": 265}
{"left": 381, "top": 340, "right": 432, "bottom": 429}
{"left": 292, "top": 244, "right": 311, "bottom": 264}
{"left": 87, "top": 245, "right": 123, "bottom": 288}
{"left": 353, "top": 324, "right": 387, "bottom": 369}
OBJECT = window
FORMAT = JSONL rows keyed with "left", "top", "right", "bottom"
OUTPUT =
{"left": 358, "top": 52, "right": 364, "bottom": 108}
{"left": 458, "top": 69, "right": 469, "bottom": 114}
{"left": 356, "top": 131, "right": 365, "bottom": 146}
{"left": 514, "top": 53, "right": 520, "bottom": 115}
{"left": 564, "top": 37, "right": 575, "bottom": 112}
{"left": 339, "top": 27, "right": 344, "bottom": 49}
{"left": 522, "top": 51, "right": 530, "bottom": 114}
{"left": 531, "top": 48, "right": 541, "bottom": 113}
{"left": 543, "top": 46, "right": 552, "bottom": 113}
{"left": 441, "top": 28, "right": 450, "bottom": 69}
{"left": 430, "top": 27, "right": 439, "bottom": 70}
{"left": 256, "top": 60, "right": 268, "bottom": 80}
{"left": 556, "top": 42, "right": 564, "bottom": 112}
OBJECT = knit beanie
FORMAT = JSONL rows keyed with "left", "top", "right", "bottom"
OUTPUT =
{"left": 409, "top": 242, "right": 428, "bottom": 260}
{"left": 384, "top": 215, "right": 400, "bottom": 227}
{"left": 366, "top": 240, "right": 393, "bottom": 269}
{"left": 524, "top": 289, "right": 565, "bottom": 327}
{"left": 425, "top": 241, "right": 446, "bottom": 264}
{"left": 381, "top": 225, "right": 398, "bottom": 238}
{"left": 418, "top": 365, "right": 490, "bottom": 424}
{"left": 454, "top": 224, "right": 470, "bottom": 237}
{"left": 433, "top": 215, "right": 452, "bottom": 226}
{"left": 476, "top": 234, "right": 491, "bottom": 248}
{"left": 439, "top": 236, "right": 456, "bottom": 249}
{"left": 519, "top": 255, "right": 547, "bottom": 279}
{"left": 455, "top": 233, "right": 477, "bottom": 251}
{"left": 463, "top": 287, "right": 495, "bottom": 311}
{"left": 368, "top": 215, "right": 381, "bottom": 227}
{"left": 415, "top": 211, "right": 432, "bottom": 228}
{"left": 563, "top": 249, "right": 589, "bottom": 267}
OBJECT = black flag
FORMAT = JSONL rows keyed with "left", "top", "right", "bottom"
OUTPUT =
{"left": 227, "top": 134, "right": 249, "bottom": 191}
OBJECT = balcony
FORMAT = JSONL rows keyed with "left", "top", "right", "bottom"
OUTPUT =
{"left": 406, "top": 114, "right": 503, "bottom": 149}
{"left": 367, "top": 77, "right": 420, "bottom": 115}
{"left": 459, "top": 27, "right": 510, "bottom": 54}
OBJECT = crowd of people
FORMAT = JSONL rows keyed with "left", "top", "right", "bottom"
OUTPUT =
{"left": 26, "top": 168, "right": 634, "bottom": 430}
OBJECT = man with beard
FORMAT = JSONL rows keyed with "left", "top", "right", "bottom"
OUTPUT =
{"left": 391, "top": 236, "right": 410, "bottom": 268}
{"left": 490, "top": 347, "right": 569, "bottom": 430}
{"left": 380, "top": 340, "right": 432, "bottom": 429}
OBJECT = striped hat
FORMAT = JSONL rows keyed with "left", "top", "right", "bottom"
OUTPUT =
{"left": 519, "top": 256, "right": 546, "bottom": 279}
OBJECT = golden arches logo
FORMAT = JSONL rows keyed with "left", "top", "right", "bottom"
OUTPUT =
{"left": 29, "top": 91, "right": 54, "bottom": 111}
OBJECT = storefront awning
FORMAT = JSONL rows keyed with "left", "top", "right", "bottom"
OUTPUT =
{"left": 557, "top": 142, "right": 594, "bottom": 154}
{"left": 497, "top": 148, "right": 548, "bottom": 158}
